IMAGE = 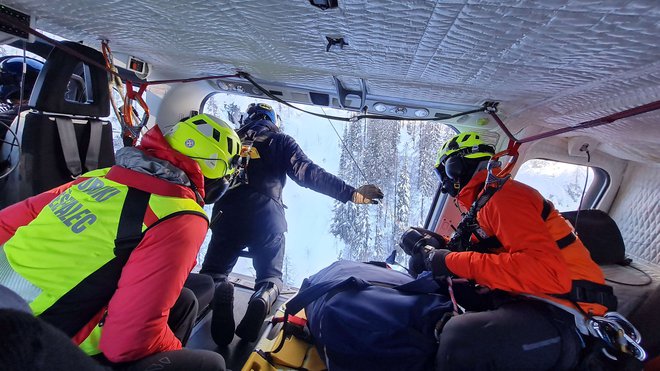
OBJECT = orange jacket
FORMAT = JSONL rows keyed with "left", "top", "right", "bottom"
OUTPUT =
{"left": 443, "top": 170, "right": 608, "bottom": 315}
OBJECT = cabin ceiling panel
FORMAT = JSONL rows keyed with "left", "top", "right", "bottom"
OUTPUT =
{"left": 4, "top": 0, "right": 660, "bottom": 161}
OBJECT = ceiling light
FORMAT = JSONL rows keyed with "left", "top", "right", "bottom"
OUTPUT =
{"left": 414, "top": 109, "right": 429, "bottom": 117}
{"left": 373, "top": 103, "right": 388, "bottom": 112}
{"left": 456, "top": 114, "right": 469, "bottom": 123}
{"left": 476, "top": 118, "right": 490, "bottom": 126}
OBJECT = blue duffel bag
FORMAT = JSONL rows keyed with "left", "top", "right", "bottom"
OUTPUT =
{"left": 285, "top": 260, "right": 453, "bottom": 371}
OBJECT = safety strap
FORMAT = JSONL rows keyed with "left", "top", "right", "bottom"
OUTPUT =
{"left": 285, "top": 272, "right": 441, "bottom": 319}
{"left": 541, "top": 199, "right": 554, "bottom": 220}
{"left": 114, "top": 188, "right": 151, "bottom": 259}
{"left": 447, "top": 185, "right": 502, "bottom": 251}
{"left": 85, "top": 120, "right": 103, "bottom": 172}
{"left": 39, "top": 187, "right": 151, "bottom": 336}
{"left": 285, "top": 276, "right": 368, "bottom": 318}
{"left": 228, "top": 128, "right": 258, "bottom": 190}
{"left": 552, "top": 280, "right": 618, "bottom": 312}
{"left": 55, "top": 117, "right": 83, "bottom": 177}
{"left": 454, "top": 190, "right": 577, "bottom": 252}
{"left": 55, "top": 117, "right": 104, "bottom": 178}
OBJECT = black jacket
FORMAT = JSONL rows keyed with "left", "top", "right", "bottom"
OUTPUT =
{"left": 214, "top": 119, "right": 355, "bottom": 234}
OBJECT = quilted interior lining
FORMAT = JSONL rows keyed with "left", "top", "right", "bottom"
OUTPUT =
{"left": 609, "top": 163, "right": 660, "bottom": 265}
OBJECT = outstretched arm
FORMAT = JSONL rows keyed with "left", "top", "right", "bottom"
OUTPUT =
{"left": 282, "top": 134, "right": 357, "bottom": 202}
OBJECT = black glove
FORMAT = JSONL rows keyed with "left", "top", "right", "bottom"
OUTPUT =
{"left": 407, "top": 246, "right": 452, "bottom": 279}
{"left": 408, "top": 250, "right": 428, "bottom": 278}
{"left": 399, "top": 227, "right": 447, "bottom": 256}
{"left": 426, "top": 248, "right": 452, "bottom": 277}
{"left": 352, "top": 184, "right": 384, "bottom": 204}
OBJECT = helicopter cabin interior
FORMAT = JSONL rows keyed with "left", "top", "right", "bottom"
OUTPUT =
{"left": 0, "top": 1, "right": 659, "bottom": 369}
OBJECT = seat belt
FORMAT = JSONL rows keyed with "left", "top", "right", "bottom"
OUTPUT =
{"left": 85, "top": 120, "right": 103, "bottom": 172}
{"left": 55, "top": 117, "right": 83, "bottom": 177}
{"left": 55, "top": 118, "right": 104, "bottom": 178}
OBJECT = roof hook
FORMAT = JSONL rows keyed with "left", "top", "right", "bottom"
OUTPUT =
{"left": 483, "top": 101, "right": 499, "bottom": 113}
{"left": 326, "top": 36, "right": 348, "bottom": 52}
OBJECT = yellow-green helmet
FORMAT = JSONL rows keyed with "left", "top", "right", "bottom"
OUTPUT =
{"left": 435, "top": 132, "right": 494, "bottom": 168}
{"left": 435, "top": 132, "right": 495, "bottom": 196}
{"left": 165, "top": 114, "right": 241, "bottom": 179}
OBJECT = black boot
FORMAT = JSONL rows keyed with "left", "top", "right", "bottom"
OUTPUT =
{"left": 211, "top": 280, "right": 235, "bottom": 346}
{"left": 235, "top": 282, "right": 279, "bottom": 342}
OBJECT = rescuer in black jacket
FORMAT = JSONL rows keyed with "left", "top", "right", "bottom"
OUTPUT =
{"left": 201, "top": 103, "right": 383, "bottom": 345}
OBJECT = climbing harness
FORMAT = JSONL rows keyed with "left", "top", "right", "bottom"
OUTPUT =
{"left": 586, "top": 312, "right": 646, "bottom": 361}
{"left": 527, "top": 294, "right": 646, "bottom": 362}
{"left": 445, "top": 143, "right": 519, "bottom": 252}
{"left": 227, "top": 127, "right": 257, "bottom": 190}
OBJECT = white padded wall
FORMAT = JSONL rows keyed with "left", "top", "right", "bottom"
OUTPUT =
{"left": 609, "top": 163, "right": 660, "bottom": 264}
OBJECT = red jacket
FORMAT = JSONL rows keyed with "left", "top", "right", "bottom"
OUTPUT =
{"left": 444, "top": 170, "right": 607, "bottom": 315}
{"left": 0, "top": 127, "right": 209, "bottom": 362}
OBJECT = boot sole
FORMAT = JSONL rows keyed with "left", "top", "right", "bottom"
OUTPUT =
{"left": 211, "top": 282, "right": 235, "bottom": 346}
{"left": 235, "top": 298, "right": 268, "bottom": 342}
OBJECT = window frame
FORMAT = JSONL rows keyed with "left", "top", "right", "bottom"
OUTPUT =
{"left": 514, "top": 158, "right": 610, "bottom": 210}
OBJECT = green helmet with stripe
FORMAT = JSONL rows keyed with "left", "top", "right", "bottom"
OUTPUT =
{"left": 435, "top": 132, "right": 495, "bottom": 196}
{"left": 165, "top": 114, "right": 241, "bottom": 179}
{"left": 435, "top": 132, "right": 495, "bottom": 168}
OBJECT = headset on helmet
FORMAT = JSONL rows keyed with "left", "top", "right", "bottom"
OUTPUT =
{"left": 165, "top": 114, "right": 241, "bottom": 179}
{"left": 244, "top": 102, "right": 279, "bottom": 127}
{"left": 0, "top": 56, "right": 44, "bottom": 102}
{"left": 435, "top": 132, "right": 495, "bottom": 197}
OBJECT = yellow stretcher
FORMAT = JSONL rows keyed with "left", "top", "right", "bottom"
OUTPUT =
{"left": 242, "top": 304, "right": 327, "bottom": 371}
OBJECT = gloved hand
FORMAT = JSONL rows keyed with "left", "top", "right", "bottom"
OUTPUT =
{"left": 399, "top": 227, "right": 447, "bottom": 256}
{"left": 426, "top": 248, "right": 453, "bottom": 278}
{"left": 352, "top": 184, "right": 384, "bottom": 204}
{"left": 408, "top": 247, "right": 453, "bottom": 278}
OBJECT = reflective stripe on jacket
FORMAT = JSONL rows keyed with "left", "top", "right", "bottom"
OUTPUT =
{"left": 445, "top": 170, "right": 608, "bottom": 315}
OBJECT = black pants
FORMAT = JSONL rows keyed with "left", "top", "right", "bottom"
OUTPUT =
{"left": 436, "top": 300, "right": 581, "bottom": 371}
{"left": 201, "top": 226, "right": 285, "bottom": 290}
{"left": 99, "top": 288, "right": 225, "bottom": 371}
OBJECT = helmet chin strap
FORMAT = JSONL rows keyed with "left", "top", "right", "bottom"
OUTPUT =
{"left": 440, "top": 158, "right": 490, "bottom": 198}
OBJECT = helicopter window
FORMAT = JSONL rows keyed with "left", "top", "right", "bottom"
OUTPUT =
{"left": 515, "top": 159, "right": 609, "bottom": 211}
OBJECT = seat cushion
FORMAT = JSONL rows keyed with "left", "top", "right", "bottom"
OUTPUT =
{"left": 561, "top": 209, "right": 626, "bottom": 265}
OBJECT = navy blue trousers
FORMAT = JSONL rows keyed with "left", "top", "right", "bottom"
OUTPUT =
{"left": 201, "top": 225, "right": 285, "bottom": 290}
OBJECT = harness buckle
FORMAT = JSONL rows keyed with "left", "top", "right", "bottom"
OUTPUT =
{"left": 587, "top": 312, "right": 646, "bottom": 361}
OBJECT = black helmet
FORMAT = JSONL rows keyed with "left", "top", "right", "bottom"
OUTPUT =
{"left": 0, "top": 56, "right": 43, "bottom": 102}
